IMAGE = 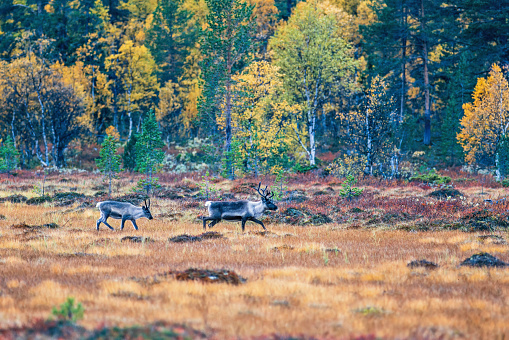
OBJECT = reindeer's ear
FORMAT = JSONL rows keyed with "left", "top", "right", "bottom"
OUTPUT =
{"left": 148, "top": 198, "right": 151, "bottom": 208}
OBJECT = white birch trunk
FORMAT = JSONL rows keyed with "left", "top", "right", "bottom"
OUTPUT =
{"left": 365, "top": 106, "right": 373, "bottom": 175}
{"left": 127, "top": 81, "right": 133, "bottom": 139}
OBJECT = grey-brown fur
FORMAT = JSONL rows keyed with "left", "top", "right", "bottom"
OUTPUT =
{"left": 200, "top": 183, "right": 277, "bottom": 232}
{"left": 96, "top": 199, "right": 153, "bottom": 231}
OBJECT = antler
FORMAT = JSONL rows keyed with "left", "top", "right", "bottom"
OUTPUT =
{"left": 256, "top": 182, "right": 270, "bottom": 198}
{"left": 144, "top": 199, "right": 151, "bottom": 208}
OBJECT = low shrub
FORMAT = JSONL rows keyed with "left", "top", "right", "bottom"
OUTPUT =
{"left": 409, "top": 169, "right": 451, "bottom": 185}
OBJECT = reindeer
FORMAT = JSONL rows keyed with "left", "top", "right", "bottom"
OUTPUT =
{"left": 201, "top": 183, "right": 277, "bottom": 232}
{"left": 96, "top": 199, "right": 153, "bottom": 231}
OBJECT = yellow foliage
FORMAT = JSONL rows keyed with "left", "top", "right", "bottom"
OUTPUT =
{"left": 44, "top": 3, "right": 54, "bottom": 13}
{"left": 105, "top": 126, "right": 120, "bottom": 140}
{"left": 457, "top": 64, "right": 509, "bottom": 165}
{"left": 317, "top": 0, "right": 357, "bottom": 43}
{"left": 225, "top": 61, "right": 300, "bottom": 173}
{"left": 105, "top": 40, "right": 158, "bottom": 118}
{"left": 178, "top": 50, "right": 202, "bottom": 130}
{"left": 52, "top": 58, "right": 112, "bottom": 134}
{"left": 326, "top": 154, "right": 366, "bottom": 177}
{"left": 157, "top": 81, "right": 181, "bottom": 122}
{"left": 247, "top": 0, "right": 279, "bottom": 55}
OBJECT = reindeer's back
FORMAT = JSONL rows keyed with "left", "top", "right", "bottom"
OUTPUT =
{"left": 206, "top": 200, "right": 250, "bottom": 216}
{"left": 97, "top": 201, "right": 136, "bottom": 214}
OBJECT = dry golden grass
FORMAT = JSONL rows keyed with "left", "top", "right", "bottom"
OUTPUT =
{"left": 0, "top": 173, "right": 508, "bottom": 339}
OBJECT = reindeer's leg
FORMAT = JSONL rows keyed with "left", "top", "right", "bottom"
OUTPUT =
{"left": 121, "top": 217, "right": 128, "bottom": 230}
{"left": 97, "top": 212, "right": 106, "bottom": 230}
{"left": 249, "top": 217, "right": 266, "bottom": 230}
{"left": 241, "top": 217, "right": 248, "bottom": 232}
{"left": 202, "top": 217, "right": 210, "bottom": 230}
{"left": 102, "top": 217, "right": 115, "bottom": 230}
{"left": 131, "top": 219, "right": 139, "bottom": 231}
{"left": 208, "top": 219, "right": 219, "bottom": 229}
{"left": 201, "top": 217, "right": 217, "bottom": 230}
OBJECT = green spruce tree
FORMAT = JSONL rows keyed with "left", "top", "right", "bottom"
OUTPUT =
{"left": 199, "top": 0, "right": 256, "bottom": 179}
{"left": 135, "top": 111, "right": 165, "bottom": 196}
{"left": 0, "top": 136, "right": 19, "bottom": 174}
{"left": 122, "top": 133, "right": 138, "bottom": 172}
{"left": 145, "top": 0, "right": 199, "bottom": 85}
{"left": 96, "top": 134, "right": 122, "bottom": 197}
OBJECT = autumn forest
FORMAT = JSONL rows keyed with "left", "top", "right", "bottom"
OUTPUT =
{"left": 0, "top": 0, "right": 508, "bottom": 178}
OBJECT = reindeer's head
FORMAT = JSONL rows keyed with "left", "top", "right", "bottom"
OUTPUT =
{"left": 256, "top": 182, "right": 278, "bottom": 211}
{"left": 143, "top": 199, "right": 153, "bottom": 220}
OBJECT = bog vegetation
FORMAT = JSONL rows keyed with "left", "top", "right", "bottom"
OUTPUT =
{"left": 0, "top": 171, "right": 508, "bottom": 338}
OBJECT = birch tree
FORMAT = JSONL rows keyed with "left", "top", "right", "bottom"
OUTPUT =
{"left": 0, "top": 54, "right": 83, "bottom": 167}
{"left": 342, "top": 75, "right": 397, "bottom": 176}
{"left": 231, "top": 61, "right": 299, "bottom": 175}
{"left": 457, "top": 64, "right": 509, "bottom": 179}
{"left": 105, "top": 40, "right": 158, "bottom": 138}
{"left": 269, "top": 1, "right": 356, "bottom": 166}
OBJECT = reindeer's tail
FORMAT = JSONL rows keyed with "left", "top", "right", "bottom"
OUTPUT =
{"left": 205, "top": 201, "right": 212, "bottom": 207}
{"left": 96, "top": 202, "right": 102, "bottom": 208}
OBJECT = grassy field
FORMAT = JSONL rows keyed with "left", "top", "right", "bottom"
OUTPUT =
{"left": 0, "top": 171, "right": 508, "bottom": 339}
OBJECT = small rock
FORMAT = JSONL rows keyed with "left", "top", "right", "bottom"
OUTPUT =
{"left": 199, "top": 231, "right": 224, "bottom": 240}
{"left": 0, "top": 194, "right": 27, "bottom": 203}
{"left": 169, "top": 234, "right": 202, "bottom": 243}
{"left": 26, "top": 196, "right": 52, "bottom": 205}
{"left": 170, "top": 268, "right": 246, "bottom": 285}
{"left": 428, "top": 188, "right": 463, "bottom": 199}
{"left": 121, "top": 236, "right": 154, "bottom": 243}
{"left": 460, "top": 252, "right": 508, "bottom": 268}
{"left": 42, "top": 223, "right": 59, "bottom": 229}
{"left": 407, "top": 259, "right": 439, "bottom": 269}
{"left": 10, "top": 222, "right": 59, "bottom": 230}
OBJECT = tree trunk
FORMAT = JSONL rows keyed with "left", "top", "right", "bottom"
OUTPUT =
{"left": 308, "top": 112, "right": 316, "bottom": 166}
{"left": 400, "top": 1, "right": 407, "bottom": 124}
{"left": 421, "top": 0, "right": 431, "bottom": 145}
{"left": 147, "top": 166, "right": 153, "bottom": 196}
{"left": 225, "top": 10, "right": 234, "bottom": 180}
{"left": 365, "top": 107, "right": 373, "bottom": 175}
{"left": 108, "top": 170, "right": 112, "bottom": 197}
{"left": 127, "top": 82, "right": 133, "bottom": 138}
{"left": 11, "top": 110, "right": 16, "bottom": 148}
{"left": 51, "top": 123, "right": 58, "bottom": 167}
{"left": 225, "top": 78, "right": 233, "bottom": 178}
{"left": 36, "top": 0, "right": 44, "bottom": 37}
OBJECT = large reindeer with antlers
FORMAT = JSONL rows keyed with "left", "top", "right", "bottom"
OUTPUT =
{"left": 200, "top": 182, "right": 278, "bottom": 232}
{"left": 96, "top": 199, "right": 153, "bottom": 231}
